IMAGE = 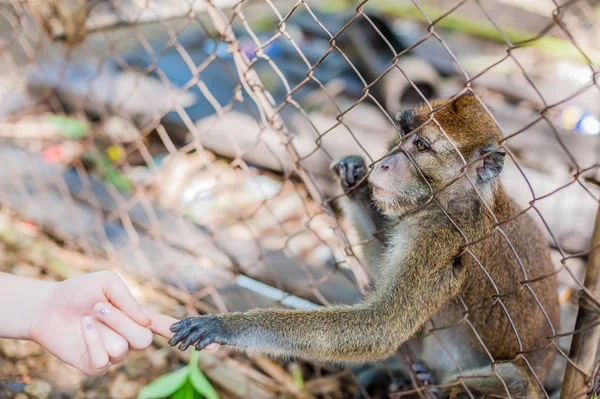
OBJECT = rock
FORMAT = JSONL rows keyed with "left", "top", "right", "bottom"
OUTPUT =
{"left": 126, "top": 166, "right": 154, "bottom": 187}
{"left": 4, "top": 381, "right": 25, "bottom": 395}
{"left": 144, "top": 347, "right": 169, "bottom": 371}
{"left": 45, "top": 356, "right": 84, "bottom": 396}
{"left": 15, "top": 361, "right": 30, "bottom": 378}
{"left": 0, "top": 339, "right": 43, "bottom": 359}
{"left": 109, "top": 375, "right": 142, "bottom": 399}
{"left": 24, "top": 379, "right": 52, "bottom": 399}
{"left": 75, "top": 390, "right": 106, "bottom": 399}
{"left": 101, "top": 116, "right": 140, "bottom": 143}
{"left": 122, "top": 351, "right": 152, "bottom": 380}
{"left": 9, "top": 263, "right": 41, "bottom": 279}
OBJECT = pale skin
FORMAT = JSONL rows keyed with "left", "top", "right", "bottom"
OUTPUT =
{"left": 0, "top": 270, "right": 217, "bottom": 376}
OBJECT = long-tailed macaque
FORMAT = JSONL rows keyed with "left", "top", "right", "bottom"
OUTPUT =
{"left": 169, "top": 93, "right": 559, "bottom": 398}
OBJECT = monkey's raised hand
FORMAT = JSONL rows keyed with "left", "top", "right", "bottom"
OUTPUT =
{"left": 331, "top": 155, "right": 368, "bottom": 196}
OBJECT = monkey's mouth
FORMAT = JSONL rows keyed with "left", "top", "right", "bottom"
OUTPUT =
{"left": 373, "top": 184, "right": 393, "bottom": 198}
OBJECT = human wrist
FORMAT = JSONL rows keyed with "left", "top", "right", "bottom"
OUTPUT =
{"left": 0, "top": 272, "right": 58, "bottom": 340}
{"left": 24, "top": 278, "right": 58, "bottom": 341}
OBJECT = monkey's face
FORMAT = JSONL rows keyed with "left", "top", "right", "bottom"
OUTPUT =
{"left": 369, "top": 95, "right": 505, "bottom": 217}
{"left": 368, "top": 127, "right": 465, "bottom": 215}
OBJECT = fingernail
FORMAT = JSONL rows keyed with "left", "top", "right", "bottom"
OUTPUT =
{"left": 84, "top": 316, "right": 93, "bottom": 330}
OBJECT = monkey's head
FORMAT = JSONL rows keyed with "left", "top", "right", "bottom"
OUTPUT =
{"left": 369, "top": 93, "right": 506, "bottom": 216}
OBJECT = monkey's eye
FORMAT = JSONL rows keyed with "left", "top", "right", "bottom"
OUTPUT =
{"left": 414, "top": 137, "right": 431, "bottom": 152}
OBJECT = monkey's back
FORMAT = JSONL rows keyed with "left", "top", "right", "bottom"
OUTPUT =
{"left": 461, "top": 190, "right": 559, "bottom": 381}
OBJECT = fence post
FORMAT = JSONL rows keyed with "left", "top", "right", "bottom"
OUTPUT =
{"left": 560, "top": 202, "right": 600, "bottom": 399}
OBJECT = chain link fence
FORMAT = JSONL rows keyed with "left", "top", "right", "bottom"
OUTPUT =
{"left": 0, "top": 0, "right": 599, "bottom": 398}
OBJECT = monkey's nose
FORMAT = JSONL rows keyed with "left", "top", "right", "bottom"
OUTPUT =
{"left": 380, "top": 156, "right": 395, "bottom": 172}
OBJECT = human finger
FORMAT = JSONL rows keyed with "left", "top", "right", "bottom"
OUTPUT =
{"left": 99, "top": 271, "right": 150, "bottom": 327}
{"left": 94, "top": 302, "right": 153, "bottom": 350}
{"left": 97, "top": 322, "right": 129, "bottom": 364}
{"left": 80, "top": 316, "right": 111, "bottom": 375}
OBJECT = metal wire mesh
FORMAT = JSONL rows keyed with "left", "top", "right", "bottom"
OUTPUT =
{"left": 0, "top": 0, "right": 599, "bottom": 398}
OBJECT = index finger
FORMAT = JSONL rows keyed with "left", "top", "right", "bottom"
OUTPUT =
{"left": 144, "top": 307, "right": 176, "bottom": 338}
{"left": 100, "top": 271, "right": 150, "bottom": 327}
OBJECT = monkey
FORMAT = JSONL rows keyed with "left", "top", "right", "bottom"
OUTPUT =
{"left": 168, "top": 92, "right": 559, "bottom": 398}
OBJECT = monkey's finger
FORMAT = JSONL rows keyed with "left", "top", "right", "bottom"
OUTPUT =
{"left": 333, "top": 161, "right": 347, "bottom": 179}
{"left": 195, "top": 336, "right": 216, "bottom": 351}
{"left": 347, "top": 159, "right": 366, "bottom": 186}
{"left": 331, "top": 161, "right": 343, "bottom": 176}
{"left": 170, "top": 319, "right": 187, "bottom": 333}
{"left": 81, "top": 317, "right": 111, "bottom": 374}
{"left": 168, "top": 329, "right": 189, "bottom": 346}
{"left": 178, "top": 332, "right": 219, "bottom": 351}
{"left": 94, "top": 302, "right": 153, "bottom": 350}
{"left": 96, "top": 323, "right": 129, "bottom": 364}
{"left": 179, "top": 333, "right": 198, "bottom": 351}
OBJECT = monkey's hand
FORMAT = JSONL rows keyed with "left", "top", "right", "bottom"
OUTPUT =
{"left": 332, "top": 155, "right": 369, "bottom": 197}
{"left": 168, "top": 316, "right": 227, "bottom": 351}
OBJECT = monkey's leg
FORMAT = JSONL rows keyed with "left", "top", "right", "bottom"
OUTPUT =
{"left": 442, "top": 363, "right": 542, "bottom": 398}
{"left": 332, "top": 155, "right": 389, "bottom": 272}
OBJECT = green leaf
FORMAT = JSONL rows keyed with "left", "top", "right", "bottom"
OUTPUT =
{"left": 290, "top": 363, "right": 304, "bottom": 389}
{"left": 188, "top": 349, "right": 200, "bottom": 372}
{"left": 189, "top": 366, "right": 219, "bottom": 399}
{"left": 137, "top": 366, "right": 190, "bottom": 399}
{"left": 84, "top": 151, "right": 132, "bottom": 191}
{"left": 47, "top": 115, "right": 88, "bottom": 139}
{"left": 172, "top": 382, "right": 196, "bottom": 399}
{"left": 188, "top": 350, "right": 219, "bottom": 399}
{"left": 105, "top": 168, "right": 133, "bottom": 190}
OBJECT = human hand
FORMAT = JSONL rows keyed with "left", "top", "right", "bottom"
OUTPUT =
{"left": 27, "top": 271, "right": 174, "bottom": 376}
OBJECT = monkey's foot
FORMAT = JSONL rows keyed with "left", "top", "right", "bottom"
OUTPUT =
{"left": 388, "top": 377, "right": 412, "bottom": 394}
{"left": 332, "top": 155, "right": 368, "bottom": 193}
{"left": 388, "top": 362, "right": 440, "bottom": 397}
{"left": 412, "top": 362, "right": 437, "bottom": 386}
{"left": 168, "top": 316, "right": 227, "bottom": 351}
{"left": 446, "top": 389, "right": 477, "bottom": 399}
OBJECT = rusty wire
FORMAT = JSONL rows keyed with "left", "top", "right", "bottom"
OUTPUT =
{"left": 0, "top": 0, "right": 599, "bottom": 398}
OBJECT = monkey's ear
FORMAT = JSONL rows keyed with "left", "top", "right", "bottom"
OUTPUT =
{"left": 478, "top": 145, "right": 506, "bottom": 181}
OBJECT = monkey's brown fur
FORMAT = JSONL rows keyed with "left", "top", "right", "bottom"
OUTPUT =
{"left": 397, "top": 94, "right": 558, "bottom": 364}
{"left": 169, "top": 93, "right": 559, "bottom": 398}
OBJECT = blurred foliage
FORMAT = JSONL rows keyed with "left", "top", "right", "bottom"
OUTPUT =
{"left": 319, "top": 0, "right": 600, "bottom": 64}
{"left": 137, "top": 349, "right": 219, "bottom": 399}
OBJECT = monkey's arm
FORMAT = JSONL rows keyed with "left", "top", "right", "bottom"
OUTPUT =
{"left": 169, "top": 248, "right": 464, "bottom": 363}
{"left": 333, "top": 156, "right": 390, "bottom": 272}
{"left": 340, "top": 192, "right": 389, "bottom": 273}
